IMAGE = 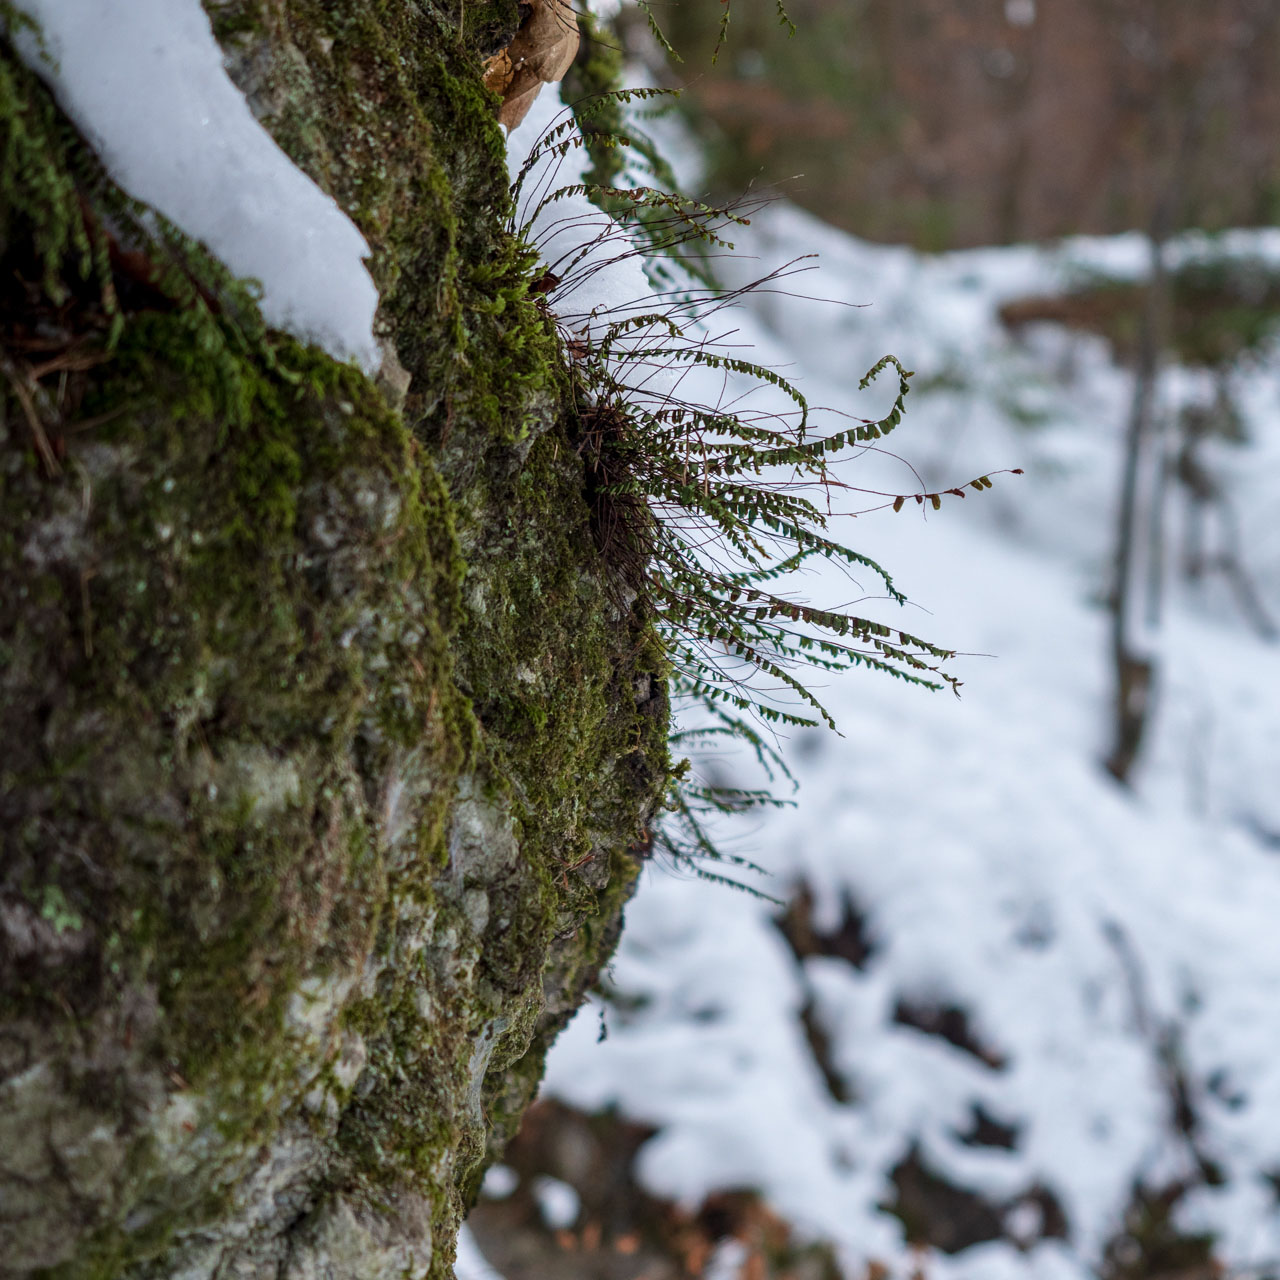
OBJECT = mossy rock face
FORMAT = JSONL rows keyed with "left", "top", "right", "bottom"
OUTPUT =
{"left": 0, "top": 5, "right": 667, "bottom": 1278}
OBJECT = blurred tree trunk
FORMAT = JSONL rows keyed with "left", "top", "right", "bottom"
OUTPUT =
{"left": 1101, "top": 0, "right": 1244, "bottom": 783}
{"left": 1105, "top": 226, "right": 1168, "bottom": 784}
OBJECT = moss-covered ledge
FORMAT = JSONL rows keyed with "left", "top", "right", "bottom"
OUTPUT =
{"left": 0, "top": 4, "right": 668, "bottom": 1278}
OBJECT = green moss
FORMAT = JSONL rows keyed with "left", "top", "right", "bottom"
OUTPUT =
{"left": 0, "top": 30, "right": 97, "bottom": 300}
{"left": 0, "top": 4, "right": 669, "bottom": 1275}
{"left": 4, "top": 323, "right": 464, "bottom": 1280}
{"left": 0, "top": 27, "right": 462, "bottom": 1270}
{"left": 211, "top": 0, "right": 562, "bottom": 452}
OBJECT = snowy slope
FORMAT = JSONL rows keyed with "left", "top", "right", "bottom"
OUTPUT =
{"left": 535, "top": 200, "right": 1280, "bottom": 1278}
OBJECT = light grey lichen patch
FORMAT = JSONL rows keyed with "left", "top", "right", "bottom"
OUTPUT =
{"left": 283, "top": 1190, "right": 434, "bottom": 1280}
{"left": 447, "top": 777, "right": 522, "bottom": 886}
{"left": 157, "top": 1121, "right": 326, "bottom": 1280}
{"left": 0, "top": 894, "right": 93, "bottom": 964}
{"left": 0, "top": 1066, "right": 98, "bottom": 1272}
{"left": 191, "top": 745, "right": 305, "bottom": 821}
{"left": 466, "top": 1015, "right": 511, "bottom": 1126}
{"left": 375, "top": 338, "right": 413, "bottom": 412}
{"left": 286, "top": 973, "right": 362, "bottom": 1046}
{"left": 21, "top": 502, "right": 88, "bottom": 571}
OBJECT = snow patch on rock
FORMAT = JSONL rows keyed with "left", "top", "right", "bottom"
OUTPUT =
{"left": 12, "top": 0, "right": 380, "bottom": 370}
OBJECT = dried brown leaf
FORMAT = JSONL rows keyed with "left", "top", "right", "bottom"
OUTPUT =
{"left": 482, "top": 0, "right": 580, "bottom": 131}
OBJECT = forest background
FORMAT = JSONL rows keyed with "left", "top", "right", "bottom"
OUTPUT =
{"left": 464, "top": 5, "right": 1280, "bottom": 1280}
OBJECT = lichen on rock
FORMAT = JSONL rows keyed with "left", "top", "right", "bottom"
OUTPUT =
{"left": 0, "top": 3, "right": 668, "bottom": 1277}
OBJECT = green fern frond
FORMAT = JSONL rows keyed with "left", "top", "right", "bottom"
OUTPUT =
{"left": 510, "top": 90, "right": 976, "bottom": 890}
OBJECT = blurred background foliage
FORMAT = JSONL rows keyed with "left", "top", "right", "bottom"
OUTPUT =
{"left": 637, "top": 0, "right": 1280, "bottom": 250}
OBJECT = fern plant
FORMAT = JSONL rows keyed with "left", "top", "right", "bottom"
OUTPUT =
{"left": 509, "top": 94, "right": 1010, "bottom": 890}
{"left": 634, "top": 0, "right": 796, "bottom": 65}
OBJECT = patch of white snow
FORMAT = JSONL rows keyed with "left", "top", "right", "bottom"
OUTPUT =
{"left": 532, "top": 1175, "right": 581, "bottom": 1230}
{"left": 12, "top": 0, "right": 379, "bottom": 369}
{"left": 542, "top": 206, "right": 1280, "bottom": 1280}
{"left": 455, "top": 1225, "right": 509, "bottom": 1280}
{"left": 481, "top": 1164, "right": 520, "bottom": 1200}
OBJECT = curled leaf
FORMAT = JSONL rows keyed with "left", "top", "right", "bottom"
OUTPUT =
{"left": 483, "top": 0, "right": 580, "bottom": 132}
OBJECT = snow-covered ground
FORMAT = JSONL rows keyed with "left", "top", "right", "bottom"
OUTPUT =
{"left": 524, "top": 176, "right": 1280, "bottom": 1277}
